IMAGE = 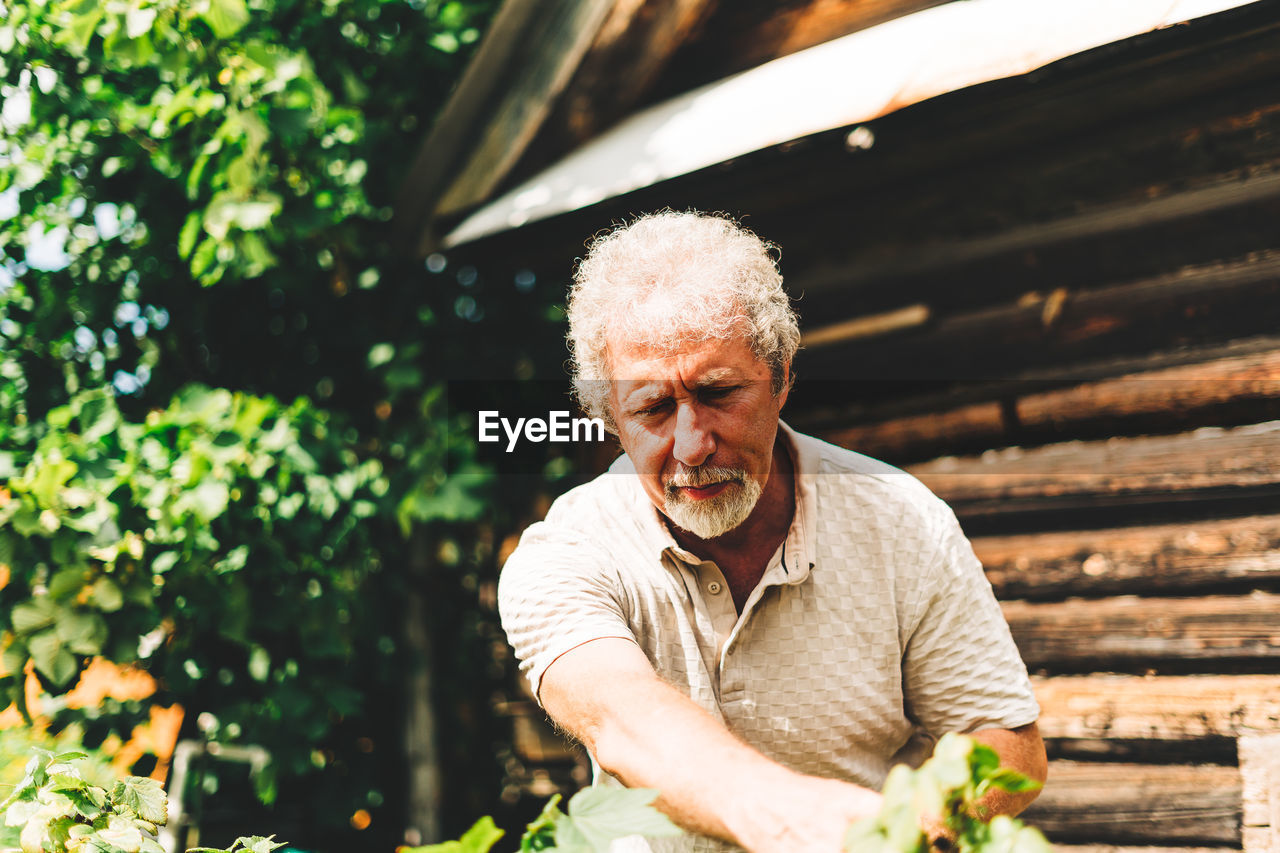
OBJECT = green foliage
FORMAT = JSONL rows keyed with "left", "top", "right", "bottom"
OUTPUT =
{"left": 0, "top": 726, "right": 117, "bottom": 849}
{"left": 0, "top": 0, "right": 559, "bottom": 841}
{"left": 0, "top": 384, "right": 390, "bottom": 778}
{"left": 846, "top": 734, "right": 1050, "bottom": 853}
{"left": 404, "top": 788, "right": 682, "bottom": 853}
{"left": 2, "top": 749, "right": 679, "bottom": 853}
{"left": 0, "top": 748, "right": 165, "bottom": 853}
{"left": 189, "top": 835, "right": 288, "bottom": 853}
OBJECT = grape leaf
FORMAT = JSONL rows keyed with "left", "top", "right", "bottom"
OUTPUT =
{"left": 557, "top": 788, "right": 682, "bottom": 852}
{"left": 112, "top": 776, "right": 168, "bottom": 825}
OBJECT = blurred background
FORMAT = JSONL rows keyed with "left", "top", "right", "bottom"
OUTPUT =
{"left": 3, "top": 0, "right": 1280, "bottom": 850}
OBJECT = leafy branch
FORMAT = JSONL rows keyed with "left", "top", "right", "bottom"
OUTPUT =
{"left": 846, "top": 733, "right": 1049, "bottom": 853}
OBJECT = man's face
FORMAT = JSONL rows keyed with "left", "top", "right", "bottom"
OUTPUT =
{"left": 607, "top": 334, "right": 789, "bottom": 539}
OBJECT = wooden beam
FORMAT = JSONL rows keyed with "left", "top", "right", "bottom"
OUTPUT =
{"left": 397, "top": 0, "right": 619, "bottom": 252}
{"left": 1023, "top": 762, "right": 1241, "bottom": 845}
{"left": 819, "top": 347, "right": 1280, "bottom": 465}
{"left": 1003, "top": 593, "right": 1280, "bottom": 670}
{"left": 1033, "top": 674, "right": 1280, "bottom": 741}
{"left": 1054, "top": 848, "right": 1235, "bottom": 853}
{"left": 514, "top": 0, "right": 719, "bottom": 177}
{"left": 800, "top": 247, "right": 1280, "bottom": 382}
{"left": 974, "top": 514, "right": 1280, "bottom": 600}
{"left": 906, "top": 420, "right": 1280, "bottom": 521}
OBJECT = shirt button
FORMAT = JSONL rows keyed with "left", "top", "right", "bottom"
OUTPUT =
{"left": 707, "top": 581, "right": 723, "bottom": 595}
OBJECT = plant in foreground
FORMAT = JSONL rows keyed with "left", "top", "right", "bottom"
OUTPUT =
{"left": 3, "top": 737, "right": 1049, "bottom": 853}
{"left": 846, "top": 733, "right": 1050, "bottom": 853}
{"left": 0, "top": 747, "right": 681, "bottom": 853}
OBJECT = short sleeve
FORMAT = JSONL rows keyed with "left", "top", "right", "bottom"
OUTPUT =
{"left": 498, "top": 521, "right": 637, "bottom": 704}
{"left": 901, "top": 505, "right": 1040, "bottom": 736}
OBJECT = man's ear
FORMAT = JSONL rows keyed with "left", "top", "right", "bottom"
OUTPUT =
{"left": 776, "top": 362, "right": 792, "bottom": 410}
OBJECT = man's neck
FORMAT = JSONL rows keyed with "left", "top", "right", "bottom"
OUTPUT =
{"left": 669, "top": 436, "right": 796, "bottom": 611}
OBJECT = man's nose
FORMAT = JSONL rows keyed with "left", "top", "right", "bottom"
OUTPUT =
{"left": 672, "top": 404, "right": 715, "bottom": 467}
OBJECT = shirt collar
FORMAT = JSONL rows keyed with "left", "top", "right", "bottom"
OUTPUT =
{"left": 617, "top": 419, "right": 819, "bottom": 576}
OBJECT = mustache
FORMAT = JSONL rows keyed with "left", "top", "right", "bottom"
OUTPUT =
{"left": 665, "top": 464, "right": 748, "bottom": 492}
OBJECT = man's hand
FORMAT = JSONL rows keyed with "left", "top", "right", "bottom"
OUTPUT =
{"left": 721, "top": 770, "right": 883, "bottom": 853}
{"left": 541, "top": 637, "right": 881, "bottom": 852}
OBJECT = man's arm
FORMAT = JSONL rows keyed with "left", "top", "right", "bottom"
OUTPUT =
{"left": 969, "top": 723, "right": 1047, "bottom": 817}
{"left": 541, "top": 637, "right": 883, "bottom": 853}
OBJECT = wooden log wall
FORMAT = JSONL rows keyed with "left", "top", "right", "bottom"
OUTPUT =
{"left": 776, "top": 8, "right": 1280, "bottom": 846}
{"left": 462, "top": 3, "right": 1280, "bottom": 847}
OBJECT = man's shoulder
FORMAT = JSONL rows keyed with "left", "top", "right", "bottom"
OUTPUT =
{"left": 790, "top": 427, "right": 947, "bottom": 512}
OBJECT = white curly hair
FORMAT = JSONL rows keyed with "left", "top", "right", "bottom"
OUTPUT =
{"left": 567, "top": 210, "right": 800, "bottom": 431}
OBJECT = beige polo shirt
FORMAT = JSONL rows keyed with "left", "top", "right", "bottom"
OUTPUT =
{"left": 498, "top": 423, "right": 1039, "bottom": 852}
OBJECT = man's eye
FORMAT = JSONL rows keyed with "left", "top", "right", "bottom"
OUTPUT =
{"left": 634, "top": 400, "right": 671, "bottom": 417}
{"left": 700, "top": 386, "right": 737, "bottom": 401}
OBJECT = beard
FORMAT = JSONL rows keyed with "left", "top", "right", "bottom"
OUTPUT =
{"left": 662, "top": 463, "right": 763, "bottom": 539}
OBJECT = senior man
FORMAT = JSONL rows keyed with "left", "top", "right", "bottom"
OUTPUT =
{"left": 497, "top": 211, "right": 1046, "bottom": 852}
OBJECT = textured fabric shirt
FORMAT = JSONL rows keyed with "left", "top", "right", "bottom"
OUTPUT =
{"left": 498, "top": 423, "right": 1039, "bottom": 852}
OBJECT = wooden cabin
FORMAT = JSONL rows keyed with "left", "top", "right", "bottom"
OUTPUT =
{"left": 401, "top": 0, "right": 1280, "bottom": 847}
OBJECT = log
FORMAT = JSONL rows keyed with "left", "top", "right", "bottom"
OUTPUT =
{"left": 799, "top": 247, "right": 1280, "bottom": 382}
{"left": 1053, "top": 848, "right": 1235, "bottom": 853}
{"left": 1033, "top": 674, "right": 1280, "bottom": 741}
{"left": 817, "top": 347, "right": 1280, "bottom": 464}
{"left": 1024, "top": 762, "right": 1241, "bottom": 845}
{"left": 906, "top": 420, "right": 1280, "bottom": 522}
{"left": 1002, "top": 593, "right": 1280, "bottom": 670}
{"left": 973, "top": 514, "right": 1280, "bottom": 600}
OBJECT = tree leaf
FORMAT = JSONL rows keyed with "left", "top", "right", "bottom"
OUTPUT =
{"left": 91, "top": 576, "right": 126, "bottom": 612}
{"left": 12, "top": 596, "right": 59, "bottom": 635}
{"left": 201, "top": 0, "right": 250, "bottom": 38}
{"left": 112, "top": 776, "right": 168, "bottom": 824}
{"left": 125, "top": 5, "right": 157, "bottom": 39}
{"left": 28, "top": 629, "right": 78, "bottom": 686}
{"left": 55, "top": 608, "right": 108, "bottom": 655}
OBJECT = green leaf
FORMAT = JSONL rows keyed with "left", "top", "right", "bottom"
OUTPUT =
{"left": 983, "top": 768, "right": 1042, "bottom": 795}
{"left": 559, "top": 788, "right": 682, "bottom": 852}
{"left": 178, "top": 212, "right": 202, "bottom": 258}
{"left": 201, "top": 0, "right": 250, "bottom": 38}
{"left": 125, "top": 4, "right": 157, "bottom": 39}
{"left": 112, "top": 776, "right": 167, "bottom": 824}
{"left": 91, "top": 576, "right": 126, "bottom": 612}
{"left": 407, "top": 817, "right": 503, "bottom": 853}
{"left": 55, "top": 608, "right": 108, "bottom": 655}
{"left": 98, "top": 813, "right": 144, "bottom": 852}
{"left": 30, "top": 456, "right": 78, "bottom": 507}
{"left": 28, "top": 629, "right": 78, "bottom": 687}
{"left": 12, "top": 597, "right": 59, "bottom": 635}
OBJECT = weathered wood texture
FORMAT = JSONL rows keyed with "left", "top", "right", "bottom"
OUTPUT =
{"left": 399, "top": 0, "right": 619, "bottom": 249}
{"left": 973, "top": 514, "right": 1280, "bottom": 600}
{"left": 512, "top": 0, "right": 719, "bottom": 181}
{"left": 1024, "top": 762, "right": 1241, "bottom": 845}
{"left": 1242, "top": 733, "right": 1280, "bottom": 852}
{"left": 816, "top": 348, "right": 1280, "bottom": 464}
{"left": 799, "top": 247, "right": 1280, "bottom": 382}
{"left": 1053, "top": 848, "right": 1235, "bottom": 853}
{"left": 1003, "top": 593, "right": 1280, "bottom": 670}
{"left": 1034, "top": 674, "right": 1280, "bottom": 741}
{"left": 652, "top": 0, "right": 954, "bottom": 100}
{"left": 906, "top": 420, "right": 1280, "bottom": 523}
